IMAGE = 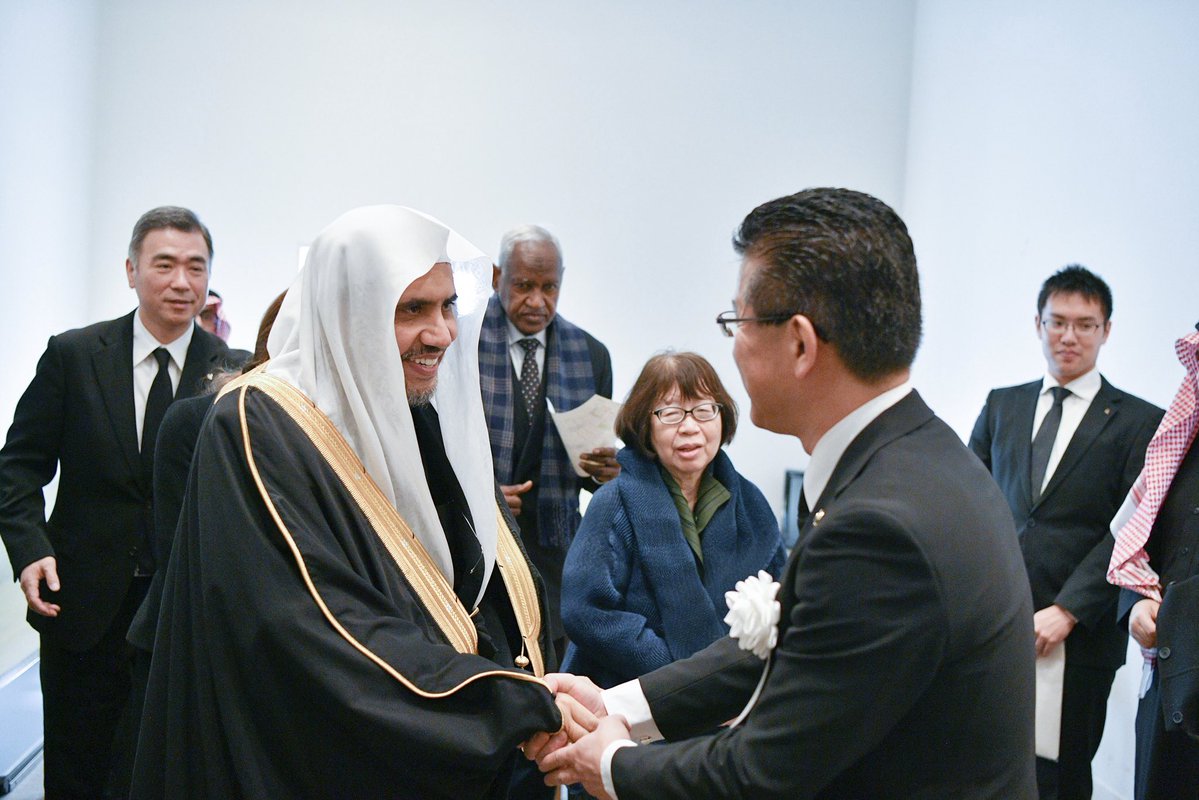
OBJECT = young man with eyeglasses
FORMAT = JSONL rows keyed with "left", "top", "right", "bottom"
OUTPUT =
{"left": 969, "top": 264, "right": 1164, "bottom": 800}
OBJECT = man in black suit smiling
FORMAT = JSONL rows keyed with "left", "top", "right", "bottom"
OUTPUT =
{"left": 0, "top": 206, "right": 231, "bottom": 799}
{"left": 533, "top": 188, "right": 1037, "bottom": 799}
{"left": 970, "top": 266, "right": 1163, "bottom": 800}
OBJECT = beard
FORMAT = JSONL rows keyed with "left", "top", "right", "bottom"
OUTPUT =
{"left": 402, "top": 345, "right": 444, "bottom": 407}
{"left": 406, "top": 382, "right": 437, "bottom": 407}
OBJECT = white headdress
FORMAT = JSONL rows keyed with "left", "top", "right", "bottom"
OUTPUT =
{"left": 267, "top": 205, "right": 497, "bottom": 605}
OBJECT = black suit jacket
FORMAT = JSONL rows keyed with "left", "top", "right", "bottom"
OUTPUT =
{"left": 0, "top": 311, "right": 230, "bottom": 651}
{"left": 613, "top": 391, "right": 1037, "bottom": 799}
{"left": 969, "top": 377, "right": 1162, "bottom": 670}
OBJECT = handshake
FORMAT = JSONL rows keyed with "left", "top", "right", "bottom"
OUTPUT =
{"left": 521, "top": 673, "right": 632, "bottom": 800}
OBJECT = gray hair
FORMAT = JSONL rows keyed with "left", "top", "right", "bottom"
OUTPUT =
{"left": 497, "top": 224, "right": 563, "bottom": 272}
{"left": 128, "top": 206, "right": 213, "bottom": 267}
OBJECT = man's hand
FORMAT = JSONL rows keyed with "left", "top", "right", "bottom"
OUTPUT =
{"left": 558, "top": 692, "right": 600, "bottom": 741}
{"left": 579, "top": 447, "right": 620, "bottom": 484}
{"left": 523, "top": 673, "right": 608, "bottom": 763}
{"left": 522, "top": 693, "right": 600, "bottom": 763}
{"left": 545, "top": 672, "right": 607, "bottom": 718}
{"left": 1033, "top": 604, "right": 1077, "bottom": 657}
{"left": 539, "top": 715, "right": 631, "bottom": 799}
{"left": 1129, "top": 597, "right": 1160, "bottom": 650}
{"left": 19, "top": 556, "right": 60, "bottom": 617}
{"left": 500, "top": 481, "right": 534, "bottom": 516}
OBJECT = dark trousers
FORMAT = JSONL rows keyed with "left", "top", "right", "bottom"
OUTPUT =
{"left": 1036, "top": 662, "right": 1116, "bottom": 800}
{"left": 40, "top": 577, "right": 149, "bottom": 800}
{"left": 1135, "top": 667, "right": 1199, "bottom": 800}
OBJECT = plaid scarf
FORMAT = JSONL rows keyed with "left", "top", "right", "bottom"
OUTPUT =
{"left": 480, "top": 294, "right": 599, "bottom": 547}
{"left": 1107, "top": 327, "right": 1199, "bottom": 601}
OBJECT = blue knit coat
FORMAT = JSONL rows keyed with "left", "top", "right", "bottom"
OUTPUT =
{"left": 560, "top": 446, "right": 785, "bottom": 688}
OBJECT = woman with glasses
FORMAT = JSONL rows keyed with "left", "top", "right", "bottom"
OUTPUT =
{"left": 559, "top": 351, "right": 785, "bottom": 689}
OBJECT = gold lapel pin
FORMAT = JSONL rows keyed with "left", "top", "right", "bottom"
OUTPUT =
{"left": 813, "top": 509, "right": 825, "bottom": 525}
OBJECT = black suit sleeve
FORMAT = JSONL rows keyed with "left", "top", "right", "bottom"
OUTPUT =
{"left": 1056, "top": 404, "right": 1162, "bottom": 627}
{"left": 639, "top": 636, "right": 763, "bottom": 740}
{"left": 614, "top": 506, "right": 947, "bottom": 799}
{"left": 1117, "top": 586, "right": 1148, "bottom": 631}
{"left": 151, "top": 398, "right": 209, "bottom": 570}
{"left": 588, "top": 335, "right": 613, "bottom": 400}
{"left": 968, "top": 393, "right": 994, "bottom": 470}
{"left": 0, "top": 335, "right": 66, "bottom": 577}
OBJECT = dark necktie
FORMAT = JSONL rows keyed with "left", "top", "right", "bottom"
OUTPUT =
{"left": 518, "top": 338, "right": 541, "bottom": 412}
{"left": 142, "top": 347, "right": 173, "bottom": 486}
{"left": 1030, "top": 386, "right": 1070, "bottom": 502}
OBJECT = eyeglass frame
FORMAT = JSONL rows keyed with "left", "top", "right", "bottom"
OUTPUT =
{"left": 1039, "top": 317, "right": 1106, "bottom": 337}
{"left": 716, "top": 309, "right": 827, "bottom": 340}
{"left": 715, "top": 310, "right": 795, "bottom": 338}
{"left": 651, "top": 402, "right": 723, "bottom": 425}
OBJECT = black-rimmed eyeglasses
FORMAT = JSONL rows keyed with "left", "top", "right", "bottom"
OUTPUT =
{"left": 1040, "top": 317, "right": 1105, "bottom": 337}
{"left": 652, "top": 402, "right": 722, "bottom": 425}
{"left": 715, "top": 310, "right": 794, "bottom": 338}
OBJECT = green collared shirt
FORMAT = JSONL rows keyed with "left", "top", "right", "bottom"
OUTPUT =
{"left": 660, "top": 465, "right": 732, "bottom": 564}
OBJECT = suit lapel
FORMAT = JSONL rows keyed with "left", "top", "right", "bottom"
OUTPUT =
{"left": 807, "top": 391, "right": 934, "bottom": 534}
{"left": 178, "top": 325, "right": 224, "bottom": 399}
{"left": 1011, "top": 382, "right": 1040, "bottom": 512}
{"left": 779, "top": 391, "right": 935, "bottom": 620}
{"left": 93, "top": 312, "right": 141, "bottom": 479}
{"left": 1035, "top": 378, "right": 1120, "bottom": 508}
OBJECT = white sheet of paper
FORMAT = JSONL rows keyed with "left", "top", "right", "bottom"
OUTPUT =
{"left": 1035, "top": 644, "right": 1065, "bottom": 761}
{"left": 547, "top": 395, "right": 623, "bottom": 477}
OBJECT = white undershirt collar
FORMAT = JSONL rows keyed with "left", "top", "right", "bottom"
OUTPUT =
{"left": 803, "top": 381, "right": 913, "bottom": 508}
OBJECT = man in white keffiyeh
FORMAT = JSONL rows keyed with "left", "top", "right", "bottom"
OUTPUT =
{"left": 131, "top": 206, "right": 593, "bottom": 800}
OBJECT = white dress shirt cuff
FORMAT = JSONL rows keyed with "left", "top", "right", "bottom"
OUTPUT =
{"left": 602, "top": 680, "right": 663, "bottom": 742}
{"left": 601, "top": 739, "right": 638, "bottom": 799}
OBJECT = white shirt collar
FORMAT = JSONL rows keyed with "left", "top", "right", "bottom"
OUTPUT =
{"left": 506, "top": 318, "right": 548, "bottom": 348}
{"left": 132, "top": 310, "right": 194, "bottom": 369}
{"left": 803, "top": 381, "right": 913, "bottom": 508}
{"left": 1040, "top": 367, "right": 1101, "bottom": 402}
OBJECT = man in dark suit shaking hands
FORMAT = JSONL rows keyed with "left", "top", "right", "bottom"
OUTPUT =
{"left": 0, "top": 206, "right": 231, "bottom": 799}
{"left": 970, "top": 266, "right": 1163, "bottom": 800}
{"left": 532, "top": 188, "right": 1037, "bottom": 799}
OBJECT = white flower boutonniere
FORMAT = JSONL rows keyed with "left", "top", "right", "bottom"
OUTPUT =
{"left": 723, "top": 570, "right": 781, "bottom": 660}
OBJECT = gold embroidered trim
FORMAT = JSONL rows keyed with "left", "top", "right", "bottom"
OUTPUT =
{"left": 216, "top": 362, "right": 266, "bottom": 400}
{"left": 243, "top": 372, "right": 476, "bottom": 653}
{"left": 231, "top": 373, "right": 550, "bottom": 697}
{"left": 494, "top": 508, "right": 546, "bottom": 677}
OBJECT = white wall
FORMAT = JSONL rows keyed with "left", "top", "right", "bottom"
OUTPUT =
{"left": 0, "top": 0, "right": 98, "bottom": 673}
{"left": 904, "top": 3, "right": 1199, "bottom": 797}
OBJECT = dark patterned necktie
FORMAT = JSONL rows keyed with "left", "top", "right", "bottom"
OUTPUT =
{"left": 518, "top": 338, "right": 541, "bottom": 411}
{"left": 142, "top": 347, "right": 173, "bottom": 485}
{"left": 1030, "top": 386, "right": 1070, "bottom": 502}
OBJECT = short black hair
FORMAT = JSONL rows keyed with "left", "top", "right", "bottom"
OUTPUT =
{"left": 128, "top": 206, "right": 213, "bottom": 267}
{"left": 1037, "top": 265, "right": 1112, "bottom": 321}
{"left": 732, "top": 187, "right": 922, "bottom": 381}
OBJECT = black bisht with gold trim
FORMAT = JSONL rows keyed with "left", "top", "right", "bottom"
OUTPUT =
{"left": 131, "top": 373, "right": 561, "bottom": 799}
